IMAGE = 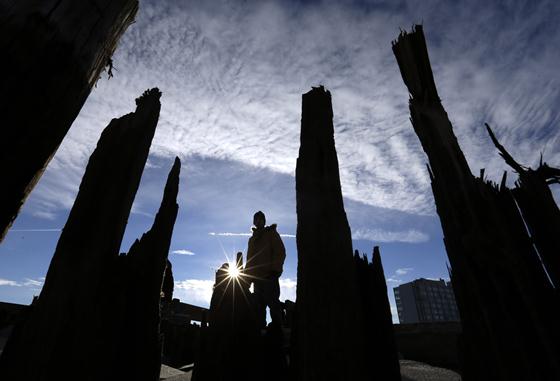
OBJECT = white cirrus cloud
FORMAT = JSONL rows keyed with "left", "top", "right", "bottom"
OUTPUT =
{"left": 352, "top": 228, "right": 429, "bottom": 243}
{"left": 174, "top": 279, "right": 214, "bottom": 307}
{"left": 172, "top": 249, "right": 195, "bottom": 256}
{"left": 426, "top": 277, "right": 449, "bottom": 282}
{"left": 386, "top": 268, "right": 414, "bottom": 285}
{"left": 209, "top": 232, "right": 295, "bottom": 238}
{"left": 22, "top": 278, "right": 44, "bottom": 287}
{"left": 0, "top": 277, "right": 45, "bottom": 288}
{"left": 279, "top": 277, "right": 297, "bottom": 302}
{"left": 0, "top": 278, "right": 20, "bottom": 287}
{"left": 395, "top": 267, "right": 414, "bottom": 276}
{"left": 172, "top": 277, "right": 298, "bottom": 307}
{"left": 279, "top": 234, "right": 296, "bottom": 238}
{"left": 386, "top": 277, "right": 402, "bottom": 284}
{"left": 208, "top": 232, "right": 251, "bottom": 237}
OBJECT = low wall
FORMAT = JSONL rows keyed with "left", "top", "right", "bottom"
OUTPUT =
{"left": 394, "top": 322, "right": 462, "bottom": 371}
{"left": 0, "top": 302, "right": 27, "bottom": 330}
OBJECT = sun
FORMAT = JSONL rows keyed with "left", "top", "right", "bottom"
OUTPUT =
{"left": 228, "top": 262, "right": 240, "bottom": 278}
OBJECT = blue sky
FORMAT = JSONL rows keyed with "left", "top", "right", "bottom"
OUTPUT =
{"left": 1, "top": 0, "right": 560, "bottom": 322}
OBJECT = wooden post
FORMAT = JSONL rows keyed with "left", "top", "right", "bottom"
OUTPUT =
{"left": 293, "top": 86, "right": 370, "bottom": 381}
{"left": 0, "top": 89, "right": 170, "bottom": 380}
{"left": 393, "top": 25, "right": 560, "bottom": 380}
{"left": 486, "top": 124, "right": 560, "bottom": 288}
{"left": 0, "top": 0, "right": 138, "bottom": 241}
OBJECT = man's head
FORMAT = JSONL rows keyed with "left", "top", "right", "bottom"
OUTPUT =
{"left": 253, "top": 211, "right": 266, "bottom": 229}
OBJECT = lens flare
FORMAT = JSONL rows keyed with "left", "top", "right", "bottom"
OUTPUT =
{"left": 228, "top": 263, "right": 240, "bottom": 278}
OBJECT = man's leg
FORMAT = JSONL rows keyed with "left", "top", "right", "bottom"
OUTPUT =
{"left": 252, "top": 281, "right": 268, "bottom": 329}
{"left": 263, "top": 276, "right": 283, "bottom": 326}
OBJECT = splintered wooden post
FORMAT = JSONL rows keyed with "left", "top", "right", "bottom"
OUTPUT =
{"left": 486, "top": 124, "right": 560, "bottom": 289}
{"left": 354, "top": 247, "right": 401, "bottom": 380}
{"left": 116, "top": 157, "right": 181, "bottom": 381}
{"left": 393, "top": 25, "right": 560, "bottom": 380}
{"left": 0, "top": 89, "right": 164, "bottom": 380}
{"left": 293, "top": 86, "right": 372, "bottom": 381}
{"left": 0, "top": 0, "right": 138, "bottom": 241}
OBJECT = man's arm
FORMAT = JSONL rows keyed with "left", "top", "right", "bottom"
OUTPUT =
{"left": 271, "top": 230, "right": 286, "bottom": 276}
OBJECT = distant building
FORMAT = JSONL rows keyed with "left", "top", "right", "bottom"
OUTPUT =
{"left": 393, "top": 278, "right": 460, "bottom": 324}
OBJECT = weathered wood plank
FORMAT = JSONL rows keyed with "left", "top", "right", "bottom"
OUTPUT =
{"left": 0, "top": 0, "right": 138, "bottom": 241}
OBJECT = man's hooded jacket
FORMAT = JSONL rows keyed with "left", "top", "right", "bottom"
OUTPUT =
{"left": 245, "top": 224, "right": 286, "bottom": 279}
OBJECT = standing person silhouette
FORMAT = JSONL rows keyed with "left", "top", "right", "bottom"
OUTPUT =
{"left": 245, "top": 211, "right": 286, "bottom": 328}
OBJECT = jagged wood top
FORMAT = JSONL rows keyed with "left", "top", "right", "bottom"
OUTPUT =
{"left": 486, "top": 123, "right": 560, "bottom": 185}
{"left": 392, "top": 24, "right": 440, "bottom": 102}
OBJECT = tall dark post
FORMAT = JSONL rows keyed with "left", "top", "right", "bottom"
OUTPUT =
{"left": 0, "top": 89, "right": 166, "bottom": 380}
{"left": 0, "top": 0, "right": 138, "bottom": 241}
{"left": 116, "top": 157, "right": 181, "bottom": 381}
{"left": 236, "top": 251, "right": 244, "bottom": 269}
{"left": 293, "top": 86, "right": 369, "bottom": 381}
{"left": 393, "top": 25, "right": 560, "bottom": 380}
{"left": 357, "top": 246, "right": 401, "bottom": 380}
{"left": 161, "top": 260, "right": 175, "bottom": 302}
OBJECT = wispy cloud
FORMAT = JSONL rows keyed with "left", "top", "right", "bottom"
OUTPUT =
{"left": 0, "top": 277, "right": 45, "bottom": 288}
{"left": 426, "top": 277, "right": 449, "bottom": 282}
{"left": 352, "top": 228, "right": 428, "bottom": 243}
{"left": 174, "top": 279, "right": 214, "bottom": 307}
{"left": 22, "top": 278, "right": 44, "bottom": 287}
{"left": 279, "top": 277, "right": 297, "bottom": 302}
{"left": 173, "top": 277, "right": 297, "bottom": 307}
{"left": 395, "top": 267, "right": 414, "bottom": 276}
{"left": 209, "top": 232, "right": 296, "bottom": 238}
{"left": 386, "top": 268, "right": 414, "bottom": 285}
{"left": 172, "top": 249, "right": 195, "bottom": 256}
{"left": 209, "top": 232, "right": 251, "bottom": 237}
{"left": 0, "top": 278, "right": 20, "bottom": 287}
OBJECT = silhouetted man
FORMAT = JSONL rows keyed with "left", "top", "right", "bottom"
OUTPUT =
{"left": 245, "top": 211, "right": 286, "bottom": 328}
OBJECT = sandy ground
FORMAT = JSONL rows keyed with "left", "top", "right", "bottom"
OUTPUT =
{"left": 160, "top": 364, "right": 192, "bottom": 381}
{"left": 400, "top": 360, "right": 461, "bottom": 381}
{"left": 159, "top": 360, "right": 461, "bottom": 381}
